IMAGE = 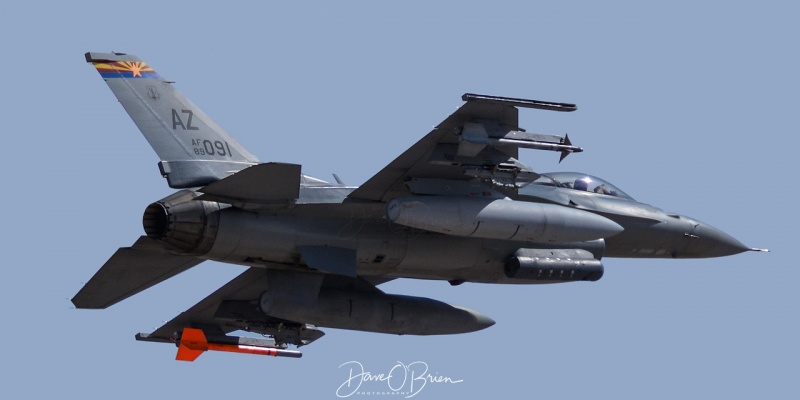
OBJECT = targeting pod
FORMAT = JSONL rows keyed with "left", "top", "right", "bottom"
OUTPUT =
{"left": 505, "top": 248, "right": 604, "bottom": 282}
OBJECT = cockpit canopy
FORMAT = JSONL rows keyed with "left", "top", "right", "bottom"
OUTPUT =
{"left": 531, "top": 172, "right": 634, "bottom": 200}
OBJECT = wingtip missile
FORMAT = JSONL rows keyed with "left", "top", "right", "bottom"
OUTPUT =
{"left": 174, "top": 328, "right": 302, "bottom": 362}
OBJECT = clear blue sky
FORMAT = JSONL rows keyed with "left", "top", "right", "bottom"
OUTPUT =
{"left": 2, "top": 1, "right": 796, "bottom": 399}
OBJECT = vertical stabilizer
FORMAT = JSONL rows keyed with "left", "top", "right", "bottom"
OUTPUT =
{"left": 86, "top": 52, "right": 259, "bottom": 188}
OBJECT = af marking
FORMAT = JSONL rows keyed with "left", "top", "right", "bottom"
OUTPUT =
{"left": 172, "top": 109, "right": 199, "bottom": 130}
{"left": 190, "top": 138, "right": 232, "bottom": 157}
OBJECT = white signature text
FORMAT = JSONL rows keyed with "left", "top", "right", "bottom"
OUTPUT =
{"left": 336, "top": 360, "right": 463, "bottom": 398}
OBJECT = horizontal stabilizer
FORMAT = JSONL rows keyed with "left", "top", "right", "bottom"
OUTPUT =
{"left": 72, "top": 236, "right": 203, "bottom": 309}
{"left": 197, "top": 162, "right": 301, "bottom": 204}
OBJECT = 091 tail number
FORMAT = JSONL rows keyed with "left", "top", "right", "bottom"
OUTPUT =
{"left": 191, "top": 139, "right": 232, "bottom": 157}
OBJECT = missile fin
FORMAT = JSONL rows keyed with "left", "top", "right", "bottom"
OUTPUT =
{"left": 176, "top": 328, "right": 208, "bottom": 362}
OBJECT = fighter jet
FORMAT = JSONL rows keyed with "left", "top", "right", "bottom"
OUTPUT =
{"left": 73, "top": 52, "right": 765, "bottom": 361}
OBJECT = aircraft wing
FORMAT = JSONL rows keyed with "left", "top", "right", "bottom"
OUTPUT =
{"left": 348, "top": 93, "right": 579, "bottom": 202}
{"left": 137, "top": 267, "right": 394, "bottom": 348}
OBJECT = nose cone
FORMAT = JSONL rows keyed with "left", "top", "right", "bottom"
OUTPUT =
{"left": 686, "top": 221, "right": 753, "bottom": 258}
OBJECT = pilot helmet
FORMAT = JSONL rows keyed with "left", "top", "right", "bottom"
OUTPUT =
{"left": 573, "top": 177, "right": 592, "bottom": 191}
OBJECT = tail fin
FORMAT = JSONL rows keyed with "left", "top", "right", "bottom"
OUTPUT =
{"left": 86, "top": 52, "right": 260, "bottom": 188}
{"left": 176, "top": 328, "right": 207, "bottom": 362}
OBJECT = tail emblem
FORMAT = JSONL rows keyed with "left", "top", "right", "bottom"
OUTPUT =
{"left": 92, "top": 61, "right": 160, "bottom": 79}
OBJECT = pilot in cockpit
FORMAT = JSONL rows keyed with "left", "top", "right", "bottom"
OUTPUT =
{"left": 593, "top": 184, "right": 613, "bottom": 195}
{"left": 573, "top": 177, "right": 591, "bottom": 191}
